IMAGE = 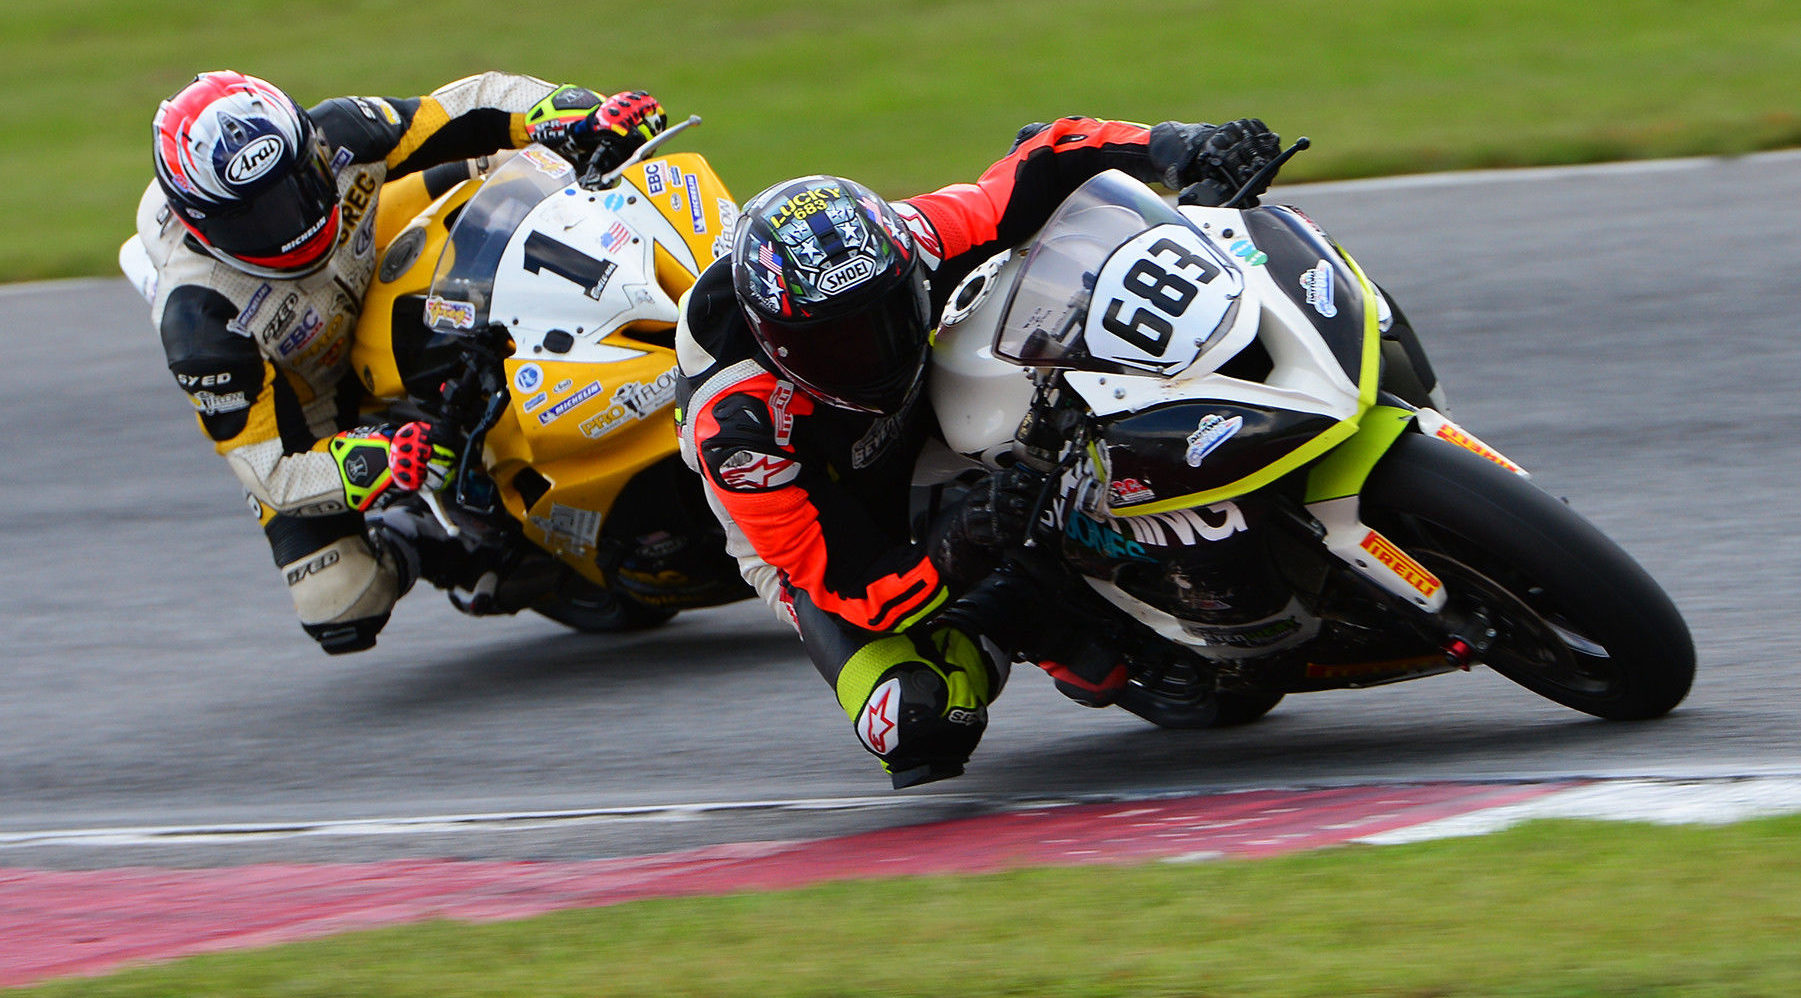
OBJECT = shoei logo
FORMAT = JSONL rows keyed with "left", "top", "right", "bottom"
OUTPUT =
{"left": 226, "top": 135, "right": 285, "bottom": 185}
{"left": 817, "top": 256, "right": 877, "bottom": 295}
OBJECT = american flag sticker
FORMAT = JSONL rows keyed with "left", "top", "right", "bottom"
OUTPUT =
{"left": 600, "top": 221, "right": 633, "bottom": 252}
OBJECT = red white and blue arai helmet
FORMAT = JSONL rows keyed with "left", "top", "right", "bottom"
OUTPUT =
{"left": 153, "top": 71, "right": 341, "bottom": 277}
{"left": 731, "top": 175, "right": 931, "bottom": 415}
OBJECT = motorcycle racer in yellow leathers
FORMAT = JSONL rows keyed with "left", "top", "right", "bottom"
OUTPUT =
{"left": 122, "top": 70, "right": 666, "bottom": 653}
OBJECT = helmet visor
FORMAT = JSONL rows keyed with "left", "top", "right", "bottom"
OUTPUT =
{"left": 194, "top": 144, "right": 340, "bottom": 270}
{"left": 756, "top": 267, "right": 931, "bottom": 414}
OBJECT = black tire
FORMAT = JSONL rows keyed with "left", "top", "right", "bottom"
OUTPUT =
{"left": 1360, "top": 432, "right": 1694, "bottom": 720}
{"left": 1113, "top": 682, "right": 1286, "bottom": 730}
{"left": 534, "top": 583, "right": 677, "bottom": 633}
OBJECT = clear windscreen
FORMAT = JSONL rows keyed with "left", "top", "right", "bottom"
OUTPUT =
{"left": 423, "top": 147, "right": 575, "bottom": 333}
{"left": 992, "top": 170, "right": 1241, "bottom": 377}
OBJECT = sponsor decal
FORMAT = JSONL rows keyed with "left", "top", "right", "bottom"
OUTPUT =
{"left": 819, "top": 256, "right": 877, "bottom": 294}
{"left": 190, "top": 389, "right": 249, "bottom": 415}
{"left": 1108, "top": 477, "right": 1156, "bottom": 505}
{"left": 352, "top": 217, "right": 374, "bottom": 257}
{"left": 537, "top": 381, "right": 603, "bottom": 425}
{"left": 284, "top": 548, "right": 341, "bottom": 586}
{"left": 278, "top": 308, "right": 325, "bottom": 356}
{"left": 529, "top": 503, "right": 602, "bottom": 558}
{"left": 685, "top": 172, "right": 706, "bottom": 233}
{"left": 603, "top": 192, "right": 627, "bottom": 211}
{"left": 856, "top": 678, "right": 903, "bottom": 755}
{"left": 425, "top": 295, "right": 476, "bottom": 330}
{"left": 1433, "top": 423, "right": 1524, "bottom": 474}
{"left": 600, "top": 220, "right": 634, "bottom": 253}
{"left": 1065, "top": 508, "right": 1156, "bottom": 563}
{"left": 520, "top": 147, "right": 572, "bottom": 176}
{"left": 226, "top": 135, "right": 284, "bottom": 185}
{"left": 522, "top": 392, "right": 548, "bottom": 413}
{"left": 330, "top": 146, "right": 354, "bottom": 172}
{"left": 333, "top": 173, "right": 378, "bottom": 250}
{"left": 769, "top": 381, "right": 796, "bottom": 447}
{"left": 1229, "top": 238, "right": 1269, "bottom": 266}
{"left": 645, "top": 163, "right": 666, "bottom": 195}
{"left": 850, "top": 408, "right": 907, "bottom": 469}
{"left": 554, "top": 378, "right": 574, "bottom": 393}
{"left": 176, "top": 371, "right": 233, "bottom": 389}
{"left": 259, "top": 292, "right": 301, "bottom": 343}
{"left": 718, "top": 449, "right": 801, "bottom": 490}
{"left": 1358, "top": 530, "right": 1443, "bottom": 598}
{"left": 1184, "top": 414, "right": 1244, "bottom": 468}
{"left": 765, "top": 184, "right": 843, "bottom": 229}
{"left": 1300, "top": 260, "right": 1338, "bottom": 318}
{"left": 1119, "top": 501, "right": 1249, "bottom": 547}
{"left": 1182, "top": 616, "right": 1303, "bottom": 649}
{"left": 578, "top": 369, "right": 678, "bottom": 439}
{"left": 514, "top": 363, "right": 544, "bottom": 393}
{"left": 227, "top": 283, "right": 274, "bottom": 336}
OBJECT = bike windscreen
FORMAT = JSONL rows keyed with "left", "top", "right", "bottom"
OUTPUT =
{"left": 423, "top": 146, "right": 576, "bottom": 333}
{"left": 992, "top": 170, "right": 1243, "bottom": 377}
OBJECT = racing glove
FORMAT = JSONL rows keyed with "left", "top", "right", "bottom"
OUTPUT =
{"left": 528, "top": 87, "right": 667, "bottom": 171}
{"left": 1148, "top": 118, "right": 1282, "bottom": 206}
{"left": 328, "top": 421, "right": 457, "bottom": 512}
{"left": 925, "top": 464, "right": 1047, "bottom": 592}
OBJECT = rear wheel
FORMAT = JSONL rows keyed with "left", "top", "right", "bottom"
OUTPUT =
{"left": 1361, "top": 433, "right": 1694, "bottom": 719}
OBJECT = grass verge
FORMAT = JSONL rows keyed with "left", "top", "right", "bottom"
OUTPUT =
{"left": 8, "top": 0, "right": 1801, "bottom": 281}
{"left": 20, "top": 815, "right": 1801, "bottom": 997}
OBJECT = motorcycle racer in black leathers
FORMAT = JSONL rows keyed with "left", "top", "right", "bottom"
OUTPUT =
{"left": 675, "top": 116, "right": 1281, "bottom": 786}
{"left": 122, "top": 70, "right": 666, "bottom": 653}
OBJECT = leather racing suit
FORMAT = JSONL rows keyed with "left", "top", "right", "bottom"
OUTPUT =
{"left": 124, "top": 73, "right": 619, "bottom": 653}
{"left": 675, "top": 117, "right": 1175, "bottom": 785}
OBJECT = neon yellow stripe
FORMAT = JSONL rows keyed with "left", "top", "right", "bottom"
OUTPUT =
{"left": 1110, "top": 254, "right": 1383, "bottom": 518}
{"left": 1304, "top": 405, "right": 1414, "bottom": 502}
{"left": 834, "top": 634, "right": 916, "bottom": 718}
{"left": 890, "top": 585, "right": 948, "bottom": 632}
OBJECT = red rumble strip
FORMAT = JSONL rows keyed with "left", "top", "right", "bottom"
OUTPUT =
{"left": 0, "top": 782, "right": 1575, "bottom": 987}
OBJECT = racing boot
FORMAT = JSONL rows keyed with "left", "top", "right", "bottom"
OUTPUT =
{"left": 837, "top": 628, "right": 1002, "bottom": 789}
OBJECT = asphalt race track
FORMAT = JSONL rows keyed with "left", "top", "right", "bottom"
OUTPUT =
{"left": 6, "top": 152, "right": 1801, "bottom": 872}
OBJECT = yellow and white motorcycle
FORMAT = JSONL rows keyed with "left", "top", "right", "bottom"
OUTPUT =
{"left": 354, "top": 119, "right": 752, "bottom": 630}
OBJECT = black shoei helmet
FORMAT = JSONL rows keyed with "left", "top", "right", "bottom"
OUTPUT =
{"left": 731, "top": 176, "right": 931, "bottom": 415}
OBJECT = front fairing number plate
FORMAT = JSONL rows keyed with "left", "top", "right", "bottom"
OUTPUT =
{"left": 1085, "top": 223, "right": 1241, "bottom": 376}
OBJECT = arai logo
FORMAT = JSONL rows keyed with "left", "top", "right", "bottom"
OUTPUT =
{"left": 226, "top": 135, "right": 284, "bottom": 185}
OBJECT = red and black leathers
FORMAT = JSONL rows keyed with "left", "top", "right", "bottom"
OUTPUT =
{"left": 676, "top": 116, "right": 1176, "bottom": 783}
{"left": 679, "top": 116, "right": 1168, "bottom": 634}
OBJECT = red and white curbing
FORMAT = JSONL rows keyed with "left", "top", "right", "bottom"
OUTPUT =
{"left": 4, "top": 776, "right": 1799, "bottom": 988}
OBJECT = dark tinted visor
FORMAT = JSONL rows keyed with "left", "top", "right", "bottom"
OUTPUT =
{"left": 196, "top": 145, "right": 339, "bottom": 259}
{"left": 759, "top": 268, "right": 931, "bottom": 413}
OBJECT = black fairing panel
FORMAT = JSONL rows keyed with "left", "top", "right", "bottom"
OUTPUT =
{"left": 1244, "top": 206, "right": 1367, "bottom": 384}
{"left": 1099, "top": 402, "right": 1336, "bottom": 511}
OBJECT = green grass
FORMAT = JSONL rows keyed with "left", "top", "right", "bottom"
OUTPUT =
{"left": 9, "top": 0, "right": 1801, "bottom": 281}
{"left": 21, "top": 815, "right": 1801, "bottom": 996}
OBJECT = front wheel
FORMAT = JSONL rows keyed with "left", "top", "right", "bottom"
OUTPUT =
{"left": 1360, "top": 433, "right": 1694, "bottom": 720}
